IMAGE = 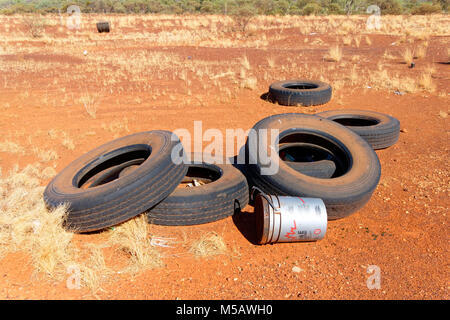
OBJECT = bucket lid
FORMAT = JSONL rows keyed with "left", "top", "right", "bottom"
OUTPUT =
{"left": 254, "top": 194, "right": 271, "bottom": 245}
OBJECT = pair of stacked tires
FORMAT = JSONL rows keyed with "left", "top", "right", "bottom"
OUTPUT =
{"left": 44, "top": 132, "right": 249, "bottom": 232}
{"left": 244, "top": 110, "right": 400, "bottom": 219}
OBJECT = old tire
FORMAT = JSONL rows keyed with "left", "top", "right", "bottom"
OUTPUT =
{"left": 43, "top": 131, "right": 187, "bottom": 232}
{"left": 269, "top": 80, "right": 332, "bottom": 106}
{"left": 245, "top": 113, "right": 381, "bottom": 220}
{"left": 147, "top": 154, "right": 249, "bottom": 226}
{"left": 96, "top": 21, "right": 110, "bottom": 33}
{"left": 317, "top": 109, "right": 400, "bottom": 150}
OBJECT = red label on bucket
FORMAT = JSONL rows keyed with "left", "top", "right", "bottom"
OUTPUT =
{"left": 285, "top": 220, "right": 297, "bottom": 240}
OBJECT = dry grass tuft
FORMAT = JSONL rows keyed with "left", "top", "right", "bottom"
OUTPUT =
{"left": 267, "top": 57, "right": 275, "bottom": 68}
{"left": 62, "top": 137, "right": 75, "bottom": 150}
{"left": 342, "top": 36, "right": 352, "bottom": 46}
{"left": 0, "top": 141, "right": 25, "bottom": 154}
{"left": 240, "top": 55, "right": 251, "bottom": 70}
{"left": 29, "top": 204, "right": 75, "bottom": 278}
{"left": 108, "top": 214, "right": 163, "bottom": 273}
{"left": 61, "top": 132, "right": 75, "bottom": 150}
{"left": 418, "top": 73, "right": 435, "bottom": 92}
{"left": 79, "top": 92, "right": 99, "bottom": 119}
{"left": 77, "top": 244, "right": 112, "bottom": 292}
{"left": 402, "top": 48, "right": 414, "bottom": 65}
{"left": 0, "top": 164, "right": 74, "bottom": 279}
{"left": 354, "top": 35, "right": 362, "bottom": 48}
{"left": 33, "top": 147, "right": 58, "bottom": 163}
{"left": 101, "top": 118, "right": 130, "bottom": 135}
{"left": 23, "top": 15, "right": 46, "bottom": 38}
{"left": 0, "top": 164, "right": 163, "bottom": 292}
{"left": 415, "top": 45, "right": 427, "bottom": 59}
{"left": 241, "top": 76, "right": 258, "bottom": 90}
{"left": 325, "top": 45, "right": 343, "bottom": 62}
{"left": 189, "top": 232, "right": 227, "bottom": 258}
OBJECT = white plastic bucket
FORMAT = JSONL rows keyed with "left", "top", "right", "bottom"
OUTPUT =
{"left": 252, "top": 187, "right": 327, "bottom": 244}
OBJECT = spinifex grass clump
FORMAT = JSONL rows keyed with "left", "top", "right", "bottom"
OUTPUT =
{"left": 0, "top": 164, "right": 74, "bottom": 278}
{"left": 0, "top": 165, "right": 163, "bottom": 291}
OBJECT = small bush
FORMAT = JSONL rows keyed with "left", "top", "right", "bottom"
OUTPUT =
{"left": 230, "top": 0, "right": 256, "bottom": 32}
{"left": 375, "top": 0, "right": 404, "bottom": 15}
{"left": 411, "top": 2, "right": 442, "bottom": 15}
{"left": 328, "top": 3, "right": 344, "bottom": 15}
{"left": 23, "top": 15, "right": 46, "bottom": 38}
{"left": 302, "top": 3, "right": 322, "bottom": 16}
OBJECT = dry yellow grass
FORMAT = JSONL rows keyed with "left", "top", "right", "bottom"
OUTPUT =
{"left": 62, "top": 137, "right": 75, "bottom": 150}
{"left": 369, "top": 69, "right": 418, "bottom": 93}
{"left": 108, "top": 214, "right": 163, "bottom": 273}
{"left": 189, "top": 232, "right": 227, "bottom": 258}
{"left": 349, "top": 65, "right": 358, "bottom": 85}
{"left": 418, "top": 73, "right": 435, "bottom": 92}
{"left": 101, "top": 117, "right": 130, "bottom": 139}
{"left": 402, "top": 48, "right": 414, "bottom": 65}
{"left": 342, "top": 36, "right": 352, "bottom": 46}
{"left": 240, "top": 55, "right": 251, "bottom": 70}
{"left": 47, "top": 129, "right": 58, "bottom": 140}
{"left": 77, "top": 244, "right": 113, "bottom": 292}
{"left": 382, "top": 50, "right": 396, "bottom": 60}
{"left": 0, "top": 164, "right": 74, "bottom": 278}
{"left": 0, "top": 14, "right": 447, "bottom": 120}
{"left": 415, "top": 46, "right": 427, "bottom": 59}
{"left": 325, "top": 45, "right": 343, "bottom": 62}
{"left": 33, "top": 147, "right": 58, "bottom": 162}
{"left": 79, "top": 92, "right": 99, "bottom": 119}
{"left": 0, "top": 164, "right": 166, "bottom": 291}
{"left": 354, "top": 36, "right": 362, "bottom": 48}
{"left": 241, "top": 76, "right": 258, "bottom": 90}
{"left": 0, "top": 141, "right": 25, "bottom": 154}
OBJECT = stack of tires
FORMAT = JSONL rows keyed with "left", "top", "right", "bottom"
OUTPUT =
{"left": 241, "top": 110, "right": 399, "bottom": 220}
{"left": 43, "top": 132, "right": 249, "bottom": 232}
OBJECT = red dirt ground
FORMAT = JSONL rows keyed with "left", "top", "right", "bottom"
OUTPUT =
{"left": 0, "top": 14, "right": 448, "bottom": 300}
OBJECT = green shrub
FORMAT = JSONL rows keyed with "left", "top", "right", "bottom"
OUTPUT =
{"left": 327, "top": 3, "right": 344, "bottom": 14}
{"left": 411, "top": 2, "right": 442, "bottom": 14}
{"left": 302, "top": 3, "right": 322, "bottom": 15}
{"left": 375, "top": 0, "right": 404, "bottom": 14}
{"left": 0, "top": 0, "right": 444, "bottom": 16}
{"left": 23, "top": 15, "right": 46, "bottom": 38}
{"left": 230, "top": 0, "right": 256, "bottom": 32}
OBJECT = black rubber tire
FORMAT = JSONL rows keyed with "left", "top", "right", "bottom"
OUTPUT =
{"left": 279, "top": 143, "right": 337, "bottom": 179}
{"left": 317, "top": 109, "right": 400, "bottom": 150}
{"left": 96, "top": 21, "right": 110, "bottom": 33}
{"left": 43, "top": 131, "right": 187, "bottom": 233}
{"left": 269, "top": 80, "right": 332, "bottom": 106}
{"left": 147, "top": 154, "right": 249, "bottom": 226}
{"left": 245, "top": 113, "right": 381, "bottom": 220}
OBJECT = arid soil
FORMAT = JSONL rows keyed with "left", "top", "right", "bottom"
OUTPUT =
{"left": 0, "top": 14, "right": 448, "bottom": 300}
